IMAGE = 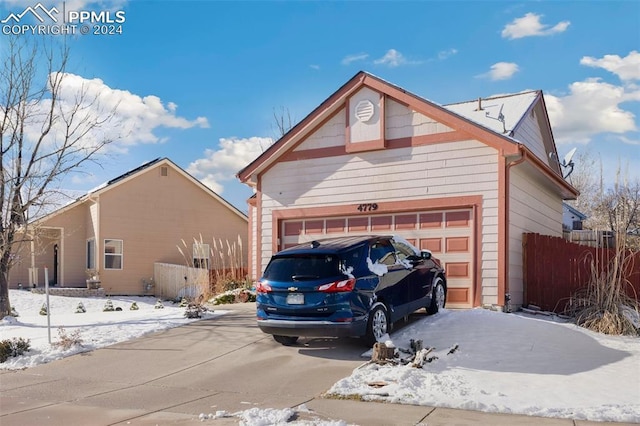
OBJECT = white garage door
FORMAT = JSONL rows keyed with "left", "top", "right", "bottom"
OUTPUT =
{"left": 280, "top": 209, "right": 474, "bottom": 308}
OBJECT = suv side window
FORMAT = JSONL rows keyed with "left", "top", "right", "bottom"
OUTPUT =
{"left": 369, "top": 240, "right": 396, "bottom": 266}
{"left": 392, "top": 241, "right": 415, "bottom": 262}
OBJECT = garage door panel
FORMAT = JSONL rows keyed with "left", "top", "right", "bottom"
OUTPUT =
{"left": 348, "top": 217, "right": 368, "bottom": 232}
{"left": 445, "top": 262, "right": 470, "bottom": 278}
{"left": 420, "top": 238, "right": 442, "bottom": 253}
{"left": 326, "top": 219, "right": 346, "bottom": 233}
{"left": 305, "top": 220, "right": 324, "bottom": 234}
{"left": 371, "top": 216, "right": 392, "bottom": 231}
{"left": 446, "top": 237, "right": 469, "bottom": 253}
{"left": 284, "top": 221, "right": 303, "bottom": 236}
{"left": 419, "top": 213, "right": 442, "bottom": 228}
{"left": 395, "top": 214, "right": 417, "bottom": 230}
{"left": 447, "top": 287, "right": 469, "bottom": 304}
{"left": 445, "top": 211, "right": 470, "bottom": 227}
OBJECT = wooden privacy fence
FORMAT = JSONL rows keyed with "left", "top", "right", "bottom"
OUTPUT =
{"left": 154, "top": 262, "right": 209, "bottom": 300}
{"left": 153, "top": 263, "right": 250, "bottom": 300}
{"left": 523, "top": 233, "right": 640, "bottom": 313}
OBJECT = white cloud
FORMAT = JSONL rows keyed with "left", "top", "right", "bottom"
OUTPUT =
{"left": 309, "top": 64, "right": 320, "bottom": 70}
{"left": 580, "top": 51, "right": 640, "bottom": 82}
{"left": 341, "top": 53, "right": 369, "bottom": 66}
{"left": 58, "top": 73, "right": 208, "bottom": 145}
{"left": 437, "top": 48, "right": 458, "bottom": 60}
{"left": 545, "top": 78, "right": 640, "bottom": 144}
{"left": 501, "top": 12, "right": 570, "bottom": 39}
{"left": 7, "top": 72, "right": 209, "bottom": 158}
{"left": 374, "top": 49, "right": 421, "bottom": 67}
{"left": 477, "top": 62, "right": 520, "bottom": 80}
{"left": 187, "top": 137, "right": 274, "bottom": 194}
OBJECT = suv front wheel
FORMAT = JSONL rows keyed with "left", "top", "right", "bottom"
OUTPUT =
{"left": 427, "top": 277, "right": 446, "bottom": 315}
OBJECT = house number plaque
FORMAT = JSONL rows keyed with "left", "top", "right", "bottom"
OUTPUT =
{"left": 357, "top": 203, "right": 379, "bottom": 212}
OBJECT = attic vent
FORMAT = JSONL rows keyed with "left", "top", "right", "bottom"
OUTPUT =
{"left": 354, "top": 100, "right": 375, "bottom": 122}
{"left": 160, "top": 166, "right": 168, "bottom": 177}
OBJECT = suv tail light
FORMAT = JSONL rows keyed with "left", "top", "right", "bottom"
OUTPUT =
{"left": 318, "top": 278, "right": 355, "bottom": 293}
{"left": 255, "top": 280, "right": 272, "bottom": 293}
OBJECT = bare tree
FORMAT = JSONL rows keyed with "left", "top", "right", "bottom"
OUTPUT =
{"left": 272, "top": 106, "right": 294, "bottom": 139}
{"left": 567, "top": 150, "right": 640, "bottom": 249}
{"left": 0, "top": 36, "right": 118, "bottom": 317}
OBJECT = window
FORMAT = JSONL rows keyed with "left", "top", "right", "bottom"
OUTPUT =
{"left": 263, "top": 255, "right": 340, "bottom": 281}
{"left": 391, "top": 240, "right": 417, "bottom": 262}
{"left": 86, "top": 239, "right": 95, "bottom": 269}
{"left": 193, "top": 243, "right": 210, "bottom": 269}
{"left": 104, "top": 239, "right": 123, "bottom": 269}
{"left": 369, "top": 241, "right": 396, "bottom": 266}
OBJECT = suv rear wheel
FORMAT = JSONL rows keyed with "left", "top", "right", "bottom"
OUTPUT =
{"left": 273, "top": 335, "right": 299, "bottom": 346}
{"left": 364, "top": 304, "right": 389, "bottom": 346}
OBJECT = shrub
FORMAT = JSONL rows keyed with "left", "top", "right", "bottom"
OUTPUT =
{"left": 103, "top": 299, "right": 115, "bottom": 312}
{"left": 52, "top": 327, "right": 83, "bottom": 350}
{"left": 0, "top": 338, "right": 31, "bottom": 363}
{"left": 566, "top": 247, "right": 639, "bottom": 336}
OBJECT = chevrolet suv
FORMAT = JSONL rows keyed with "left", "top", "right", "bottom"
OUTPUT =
{"left": 256, "top": 235, "right": 447, "bottom": 346}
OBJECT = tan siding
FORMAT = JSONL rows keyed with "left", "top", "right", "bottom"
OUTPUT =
{"left": 508, "top": 165, "right": 563, "bottom": 306}
{"left": 10, "top": 162, "right": 248, "bottom": 295}
{"left": 97, "top": 165, "right": 248, "bottom": 295}
{"left": 513, "top": 112, "right": 549, "bottom": 167}
{"left": 294, "top": 108, "right": 346, "bottom": 151}
{"left": 259, "top": 140, "right": 500, "bottom": 297}
{"left": 9, "top": 204, "right": 89, "bottom": 288}
{"left": 386, "top": 99, "right": 453, "bottom": 139}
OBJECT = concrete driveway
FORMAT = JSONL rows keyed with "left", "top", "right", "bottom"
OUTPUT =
{"left": 0, "top": 302, "right": 623, "bottom": 426}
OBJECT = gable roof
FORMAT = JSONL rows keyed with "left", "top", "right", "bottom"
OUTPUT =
{"left": 444, "top": 91, "right": 539, "bottom": 138}
{"left": 237, "top": 71, "right": 577, "bottom": 199}
{"left": 563, "top": 202, "right": 588, "bottom": 220}
{"left": 35, "top": 158, "right": 247, "bottom": 224}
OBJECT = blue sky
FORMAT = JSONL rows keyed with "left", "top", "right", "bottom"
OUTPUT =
{"left": 1, "top": 0, "right": 638, "bottom": 212}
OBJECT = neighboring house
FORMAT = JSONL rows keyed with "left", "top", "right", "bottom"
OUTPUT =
{"left": 562, "top": 202, "right": 587, "bottom": 231}
{"left": 238, "top": 71, "right": 577, "bottom": 310}
{"left": 10, "top": 158, "right": 248, "bottom": 295}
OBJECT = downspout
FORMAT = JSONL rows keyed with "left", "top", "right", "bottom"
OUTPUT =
{"left": 503, "top": 146, "right": 526, "bottom": 312}
{"left": 87, "top": 194, "right": 100, "bottom": 274}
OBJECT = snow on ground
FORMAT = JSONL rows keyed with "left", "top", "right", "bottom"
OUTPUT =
{"left": 328, "top": 308, "right": 640, "bottom": 423}
{"left": 2, "top": 290, "right": 639, "bottom": 424}
{"left": 0, "top": 289, "right": 228, "bottom": 370}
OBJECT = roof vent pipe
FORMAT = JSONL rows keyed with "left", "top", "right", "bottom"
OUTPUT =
{"left": 476, "top": 97, "right": 483, "bottom": 111}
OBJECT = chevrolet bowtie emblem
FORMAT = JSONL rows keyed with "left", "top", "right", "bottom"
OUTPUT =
{"left": 288, "top": 287, "right": 298, "bottom": 292}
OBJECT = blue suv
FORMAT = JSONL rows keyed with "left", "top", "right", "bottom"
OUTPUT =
{"left": 256, "top": 235, "right": 447, "bottom": 345}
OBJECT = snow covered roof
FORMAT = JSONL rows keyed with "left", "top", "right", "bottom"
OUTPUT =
{"left": 443, "top": 91, "right": 539, "bottom": 137}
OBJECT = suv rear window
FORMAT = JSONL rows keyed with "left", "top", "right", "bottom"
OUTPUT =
{"left": 264, "top": 255, "right": 341, "bottom": 281}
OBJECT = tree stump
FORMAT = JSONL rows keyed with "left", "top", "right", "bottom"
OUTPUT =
{"left": 372, "top": 342, "right": 395, "bottom": 363}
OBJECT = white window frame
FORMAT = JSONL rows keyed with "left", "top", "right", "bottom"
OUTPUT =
{"left": 193, "top": 243, "right": 210, "bottom": 269}
{"left": 104, "top": 239, "right": 123, "bottom": 270}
